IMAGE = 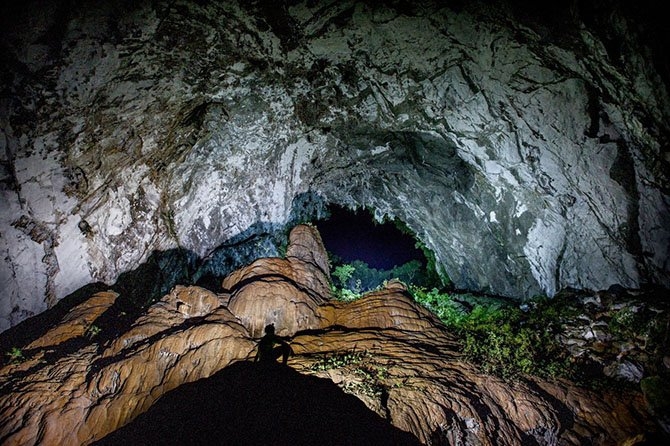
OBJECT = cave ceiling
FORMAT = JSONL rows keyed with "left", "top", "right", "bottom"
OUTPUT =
{"left": 0, "top": 0, "right": 669, "bottom": 331}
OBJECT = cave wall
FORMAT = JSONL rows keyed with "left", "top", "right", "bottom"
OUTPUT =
{"left": 1, "top": 0, "right": 669, "bottom": 331}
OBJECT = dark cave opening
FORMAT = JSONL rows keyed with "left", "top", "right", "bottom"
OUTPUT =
{"left": 315, "top": 205, "right": 422, "bottom": 270}
{"left": 314, "top": 205, "right": 439, "bottom": 291}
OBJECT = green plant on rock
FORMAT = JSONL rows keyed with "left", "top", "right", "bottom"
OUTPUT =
{"left": 332, "top": 264, "right": 355, "bottom": 289}
{"left": 349, "top": 361, "right": 391, "bottom": 398}
{"left": 410, "top": 286, "right": 464, "bottom": 326}
{"left": 356, "top": 363, "right": 389, "bottom": 382}
{"left": 640, "top": 315, "right": 670, "bottom": 357}
{"left": 330, "top": 263, "right": 365, "bottom": 301}
{"left": 86, "top": 324, "right": 102, "bottom": 340}
{"left": 310, "top": 350, "right": 368, "bottom": 372}
{"left": 609, "top": 306, "right": 639, "bottom": 340}
{"left": 461, "top": 319, "right": 550, "bottom": 379}
{"left": 333, "top": 287, "right": 363, "bottom": 302}
{"left": 5, "top": 347, "right": 25, "bottom": 364}
{"left": 343, "top": 379, "right": 385, "bottom": 398}
{"left": 310, "top": 349, "right": 391, "bottom": 398}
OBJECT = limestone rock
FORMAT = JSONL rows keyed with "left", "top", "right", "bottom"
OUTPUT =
{"left": 26, "top": 291, "right": 118, "bottom": 350}
{"left": 0, "top": 225, "right": 663, "bottom": 445}
{"left": 318, "top": 280, "right": 444, "bottom": 332}
{"left": 0, "top": 287, "right": 253, "bottom": 445}
{"left": 552, "top": 288, "right": 670, "bottom": 386}
{"left": 604, "top": 360, "right": 645, "bottom": 383}
{"left": 1, "top": 0, "right": 669, "bottom": 331}
{"left": 285, "top": 223, "right": 331, "bottom": 278}
{"left": 223, "top": 225, "right": 332, "bottom": 337}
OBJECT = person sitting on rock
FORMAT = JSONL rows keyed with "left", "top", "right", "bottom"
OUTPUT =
{"left": 255, "top": 323, "right": 292, "bottom": 365}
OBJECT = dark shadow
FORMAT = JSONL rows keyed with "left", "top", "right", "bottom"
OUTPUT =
{"left": 191, "top": 221, "right": 287, "bottom": 289}
{"left": 193, "top": 273, "right": 223, "bottom": 292}
{"left": 93, "top": 361, "right": 421, "bottom": 446}
{"left": 112, "top": 248, "right": 198, "bottom": 309}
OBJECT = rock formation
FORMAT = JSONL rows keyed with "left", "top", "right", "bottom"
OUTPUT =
{"left": 0, "top": 225, "right": 663, "bottom": 445}
{"left": 1, "top": 0, "right": 669, "bottom": 331}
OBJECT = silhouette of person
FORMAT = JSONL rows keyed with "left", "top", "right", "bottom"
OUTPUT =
{"left": 255, "top": 324, "right": 292, "bottom": 365}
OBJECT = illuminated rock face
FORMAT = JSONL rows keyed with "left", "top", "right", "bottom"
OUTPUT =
{"left": 1, "top": 0, "right": 669, "bottom": 330}
{"left": 0, "top": 225, "right": 659, "bottom": 445}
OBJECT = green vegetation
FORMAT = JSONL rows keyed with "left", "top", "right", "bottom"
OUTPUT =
{"left": 329, "top": 256, "right": 439, "bottom": 301}
{"left": 310, "top": 350, "right": 368, "bottom": 372}
{"left": 608, "top": 302, "right": 670, "bottom": 366}
{"left": 392, "top": 220, "right": 445, "bottom": 287}
{"left": 86, "top": 324, "right": 102, "bottom": 340}
{"left": 329, "top": 261, "right": 584, "bottom": 382}
{"left": 410, "top": 287, "right": 575, "bottom": 380}
{"left": 609, "top": 306, "right": 638, "bottom": 339}
{"left": 5, "top": 347, "right": 25, "bottom": 364}
{"left": 326, "top": 213, "right": 445, "bottom": 298}
{"left": 324, "top": 224, "right": 668, "bottom": 386}
{"left": 309, "top": 349, "right": 390, "bottom": 398}
{"left": 332, "top": 264, "right": 356, "bottom": 290}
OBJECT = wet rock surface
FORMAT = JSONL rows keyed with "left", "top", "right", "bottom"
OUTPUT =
{"left": 0, "top": 225, "right": 665, "bottom": 445}
{"left": 1, "top": 0, "right": 669, "bottom": 331}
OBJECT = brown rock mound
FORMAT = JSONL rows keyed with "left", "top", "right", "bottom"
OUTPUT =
{"left": 222, "top": 224, "right": 332, "bottom": 337}
{"left": 0, "top": 225, "right": 663, "bottom": 445}
{"left": 0, "top": 286, "right": 253, "bottom": 445}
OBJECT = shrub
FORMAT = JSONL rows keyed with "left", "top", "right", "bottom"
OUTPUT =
{"left": 310, "top": 350, "right": 389, "bottom": 398}
{"left": 333, "top": 287, "right": 363, "bottom": 302}
{"left": 609, "top": 306, "right": 639, "bottom": 339}
{"left": 410, "top": 286, "right": 466, "bottom": 326}
{"left": 86, "top": 324, "right": 102, "bottom": 340}
{"left": 409, "top": 287, "right": 572, "bottom": 381}
{"left": 332, "top": 264, "right": 356, "bottom": 289}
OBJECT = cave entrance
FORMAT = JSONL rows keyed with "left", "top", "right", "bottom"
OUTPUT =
{"left": 314, "top": 205, "right": 439, "bottom": 293}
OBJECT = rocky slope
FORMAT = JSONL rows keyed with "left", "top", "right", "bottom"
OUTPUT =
{"left": 0, "top": 225, "right": 664, "bottom": 445}
{"left": 1, "top": 0, "right": 669, "bottom": 331}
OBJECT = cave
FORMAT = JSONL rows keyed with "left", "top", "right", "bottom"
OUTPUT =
{"left": 316, "top": 205, "right": 424, "bottom": 271}
{"left": 315, "top": 204, "right": 441, "bottom": 292}
{"left": 1, "top": 0, "right": 669, "bottom": 444}
{"left": 2, "top": 0, "right": 669, "bottom": 327}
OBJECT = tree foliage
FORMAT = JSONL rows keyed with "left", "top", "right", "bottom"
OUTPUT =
{"left": 331, "top": 258, "right": 438, "bottom": 294}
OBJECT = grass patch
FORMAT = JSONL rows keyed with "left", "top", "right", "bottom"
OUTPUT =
{"left": 310, "top": 350, "right": 368, "bottom": 372}
{"left": 309, "top": 350, "right": 391, "bottom": 398}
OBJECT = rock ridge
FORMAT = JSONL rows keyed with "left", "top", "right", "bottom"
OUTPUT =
{"left": 0, "top": 225, "right": 663, "bottom": 445}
